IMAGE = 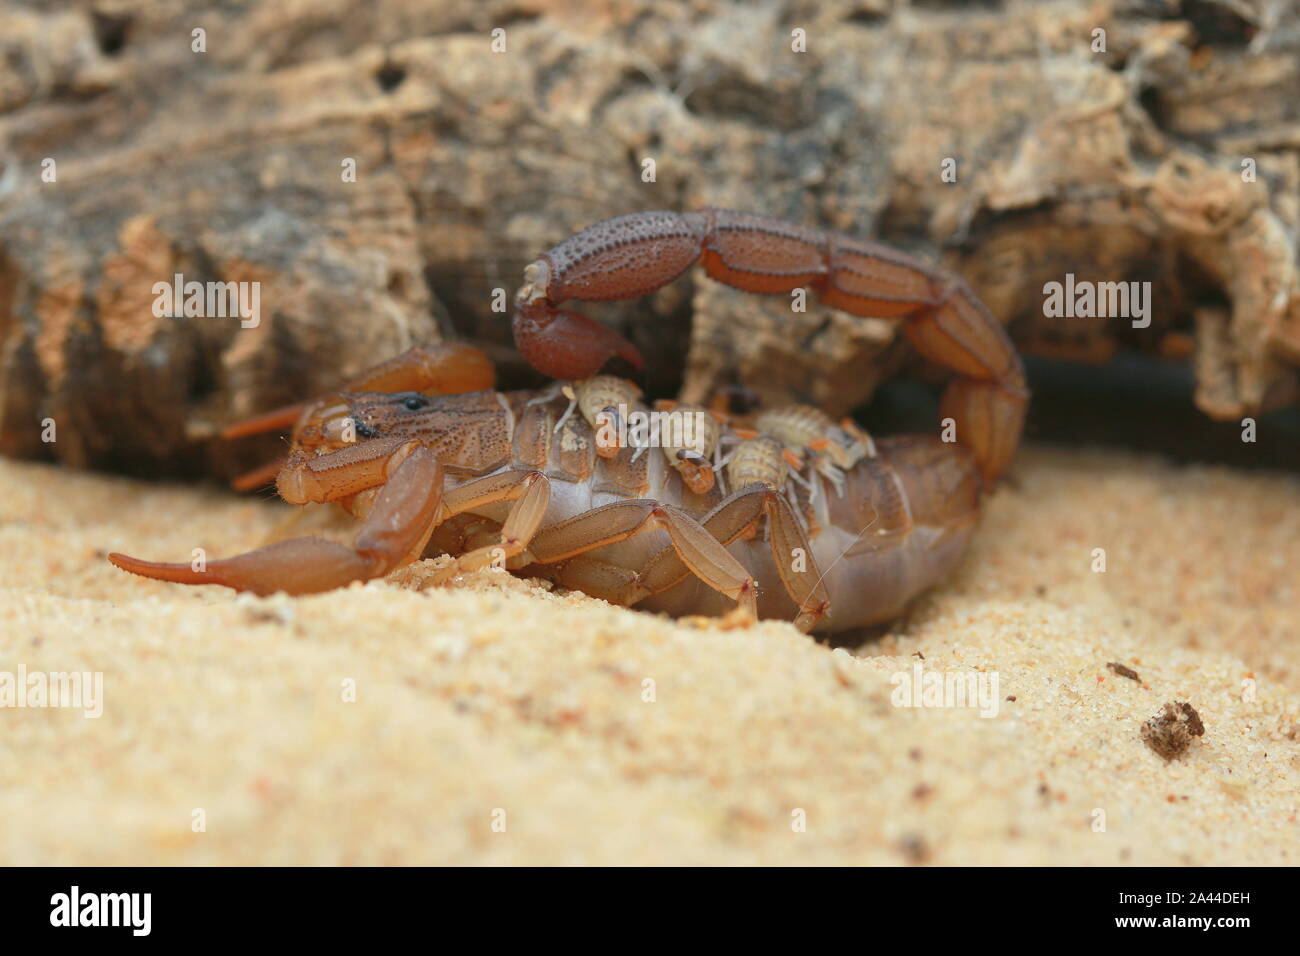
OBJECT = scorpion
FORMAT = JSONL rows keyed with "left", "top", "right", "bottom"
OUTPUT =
{"left": 109, "top": 209, "right": 1028, "bottom": 633}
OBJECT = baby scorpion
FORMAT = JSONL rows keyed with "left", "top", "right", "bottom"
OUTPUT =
{"left": 109, "top": 209, "right": 1028, "bottom": 634}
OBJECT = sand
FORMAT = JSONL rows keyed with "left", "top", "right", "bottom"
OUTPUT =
{"left": 0, "top": 446, "right": 1297, "bottom": 865}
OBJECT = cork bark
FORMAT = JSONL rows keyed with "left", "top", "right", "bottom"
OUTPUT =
{"left": 1, "top": 0, "right": 1297, "bottom": 479}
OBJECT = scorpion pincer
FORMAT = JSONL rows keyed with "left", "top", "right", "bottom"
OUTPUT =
{"left": 110, "top": 209, "right": 1028, "bottom": 634}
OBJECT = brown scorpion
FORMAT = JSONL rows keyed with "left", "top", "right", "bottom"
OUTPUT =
{"left": 110, "top": 209, "right": 1028, "bottom": 633}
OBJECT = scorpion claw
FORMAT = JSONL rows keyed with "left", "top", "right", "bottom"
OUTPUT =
{"left": 108, "top": 538, "right": 381, "bottom": 596}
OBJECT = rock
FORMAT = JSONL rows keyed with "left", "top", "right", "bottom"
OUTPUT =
{"left": 1, "top": 0, "right": 1297, "bottom": 479}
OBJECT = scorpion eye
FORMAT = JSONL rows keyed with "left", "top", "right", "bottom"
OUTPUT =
{"left": 401, "top": 395, "right": 429, "bottom": 412}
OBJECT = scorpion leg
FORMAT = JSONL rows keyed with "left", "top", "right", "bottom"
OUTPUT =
{"left": 331, "top": 342, "right": 495, "bottom": 396}
{"left": 110, "top": 440, "right": 444, "bottom": 595}
{"left": 515, "top": 209, "right": 1026, "bottom": 480}
{"left": 525, "top": 500, "right": 759, "bottom": 618}
{"left": 539, "top": 555, "right": 644, "bottom": 606}
{"left": 638, "top": 483, "right": 831, "bottom": 632}
{"left": 422, "top": 470, "right": 551, "bottom": 585}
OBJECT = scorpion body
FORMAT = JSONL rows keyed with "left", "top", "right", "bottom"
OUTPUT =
{"left": 109, "top": 209, "right": 1026, "bottom": 634}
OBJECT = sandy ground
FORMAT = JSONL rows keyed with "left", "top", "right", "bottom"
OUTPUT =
{"left": 0, "top": 445, "right": 1297, "bottom": 865}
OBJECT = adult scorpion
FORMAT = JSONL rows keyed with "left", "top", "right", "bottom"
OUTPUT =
{"left": 110, "top": 209, "right": 1028, "bottom": 633}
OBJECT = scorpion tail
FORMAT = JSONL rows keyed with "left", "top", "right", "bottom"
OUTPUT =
{"left": 513, "top": 306, "right": 645, "bottom": 381}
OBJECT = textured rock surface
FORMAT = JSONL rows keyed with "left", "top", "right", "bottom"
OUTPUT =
{"left": 1, "top": 0, "right": 1299, "bottom": 479}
